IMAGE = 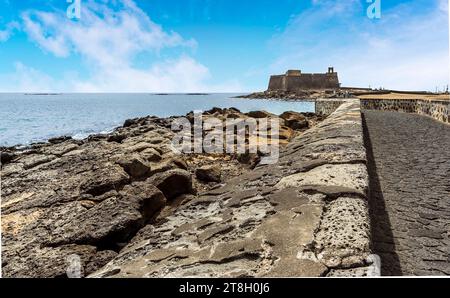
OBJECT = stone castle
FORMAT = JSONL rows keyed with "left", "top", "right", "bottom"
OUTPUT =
{"left": 268, "top": 67, "right": 340, "bottom": 91}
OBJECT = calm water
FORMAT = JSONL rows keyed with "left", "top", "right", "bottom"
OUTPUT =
{"left": 0, "top": 93, "right": 314, "bottom": 147}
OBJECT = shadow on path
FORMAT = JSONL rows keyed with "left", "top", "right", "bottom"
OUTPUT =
{"left": 362, "top": 112, "right": 402, "bottom": 276}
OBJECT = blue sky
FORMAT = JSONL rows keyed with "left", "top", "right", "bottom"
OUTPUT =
{"left": 0, "top": 0, "right": 448, "bottom": 92}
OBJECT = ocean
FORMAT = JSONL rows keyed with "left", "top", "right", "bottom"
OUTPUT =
{"left": 0, "top": 93, "right": 315, "bottom": 147}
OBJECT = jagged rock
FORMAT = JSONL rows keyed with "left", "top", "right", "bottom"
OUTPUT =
{"left": 123, "top": 118, "right": 138, "bottom": 127}
{"left": 2, "top": 244, "right": 117, "bottom": 278}
{"left": 116, "top": 155, "right": 151, "bottom": 178}
{"left": 279, "top": 111, "right": 309, "bottom": 129}
{"left": 171, "top": 157, "right": 188, "bottom": 170}
{"left": 237, "top": 152, "right": 260, "bottom": 168}
{"left": 246, "top": 110, "right": 275, "bottom": 119}
{"left": 141, "top": 148, "right": 162, "bottom": 162}
{"left": 195, "top": 165, "right": 221, "bottom": 183}
{"left": 119, "top": 182, "right": 166, "bottom": 219}
{"left": 2, "top": 104, "right": 333, "bottom": 278}
{"left": 80, "top": 164, "right": 130, "bottom": 196}
{"left": 149, "top": 169, "right": 194, "bottom": 199}
{"left": 22, "top": 154, "right": 55, "bottom": 170}
{"left": 1, "top": 151, "right": 16, "bottom": 165}
{"left": 278, "top": 126, "right": 294, "bottom": 140}
{"left": 48, "top": 136, "right": 72, "bottom": 144}
{"left": 46, "top": 184, "right": 165, "bottom": 249}
{"left": 107, "top": 134, "right": 127, "bottom": 143}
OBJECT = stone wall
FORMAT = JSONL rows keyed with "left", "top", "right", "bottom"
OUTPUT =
{"left": 268, "top": 72, "right": 339, "bottom": 91}
{"left": 91, "top": 99, "right": 376, "bottom": 277}
{"left": 315, "top": 99, "right": 346, "bottom": 116}
{"left": 268, "top": 75, "right": 286, "bottom": 91}
{"left": 360, "top": 98, "right": 449, "bottom": 124}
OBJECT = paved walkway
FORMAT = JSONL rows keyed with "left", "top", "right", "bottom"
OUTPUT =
{"left": 363, "top": 110, "right": 450, "bottom": 276}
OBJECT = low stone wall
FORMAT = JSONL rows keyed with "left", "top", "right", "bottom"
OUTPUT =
{"left": 315, "top": 99, "right": 346, "bottom": 116}
{"left": 91, "top": 99, "right": 375, "bottom": 277}
{"left": 361, "top": 98, "right": 449, "bottom": 124}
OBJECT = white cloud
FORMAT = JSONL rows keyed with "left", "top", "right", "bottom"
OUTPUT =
{"left": 5, "top": 0, "right": 240, "bottom": 92}
{"left": 0, "top": 62, "right": 58, "bottom": 92}
{"left": 269, "top": 0, "right": 449, "bottom": 91}
{"left": 0, "top": 21, "right": 19, "bottom": 42}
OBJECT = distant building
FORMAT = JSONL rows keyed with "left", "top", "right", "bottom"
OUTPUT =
{"left": 268, "top": 67, "right": 340, "bottom": 91}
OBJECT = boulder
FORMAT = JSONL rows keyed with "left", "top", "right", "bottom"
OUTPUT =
{"left": 195, "top": 165, "right": 221, "bottom": 183}
{"left": 141, "top": 148, "right": 162, "bottom": 162}
{"left": 123, "top": 118, "right": 138, "bottom": 128}
{"left": 279, "top": 111, "right": 308, "bottom": 130}
{"left": 120, "top": 182, "right": 167, "bottom": 219}
{"left": 48, "top": 183, "right": 166, "bottom": 248}
{"left": 237, "top": 152, "right": 260, "bottom": 168}
{"left": 246, "top": 110, "right": 275, "bottom": 119}
{"left": 2, "top": 244, "right": 115, "bottom": 278}
{"left": 117, "top": 155, "right": 151, "bottom": 178}
{"left": 278, "top": 126, "right": 294, "bottom": 140}
{"left": 149, "top": 169, "right": 193, "bottom": 199}
{"left": 48, "top": 136, "right": 72, "bottom": 144}
{"left": 1, "top": 151, "right": 16, "bottom": 165}
{"left": 107, "top": 134, "right": 127, "bottom": 143}
{"left": 80, "top": 164, "right": 130, "bottom": 196}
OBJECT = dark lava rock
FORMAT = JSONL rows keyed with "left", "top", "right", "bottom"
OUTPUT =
{"left": 48, "top": 136, "right": 72, "bottom": 144}
{"left": 117, "top": 155, "right": 151, "bottom": 178}
{"left": 1, "top": 151, "right": 16, "bottom": 165}
{"left": 195, "top": 165, "right": 221, "bottom": 183}
{"left": 149, "top": 169, "right": 194, "bottom": 200}
{"left": 279, "top": 111, "right": 308, "bottom": 130}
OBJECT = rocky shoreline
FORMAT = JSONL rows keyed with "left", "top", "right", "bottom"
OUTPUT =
{"left": 1, "top": 107, "right": 325, "bottom": 277}
{"left": 235, "top": 89, "right": 354, "bottom": 101}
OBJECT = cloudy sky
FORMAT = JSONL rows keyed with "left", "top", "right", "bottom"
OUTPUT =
{"left": 0, "top": 0, "right": 448, "bottom": 92}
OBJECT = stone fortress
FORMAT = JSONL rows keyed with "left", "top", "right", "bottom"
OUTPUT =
{"left": 268, "top": 67, "right": 340, "bottom": 91}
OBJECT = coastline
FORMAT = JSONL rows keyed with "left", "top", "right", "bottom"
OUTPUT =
{"left": 3, "top": 96, "right": 449, "bottom": 277}
{"left": 1, "top": 106, "right": 327, "bottom": 277}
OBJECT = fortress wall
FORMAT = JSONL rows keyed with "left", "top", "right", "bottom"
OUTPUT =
{"left": 286, "top": 73, "right": 339, "bottom": 91}
{"left": 268, "top": 72, "right": 340, "bottom": 91}
{"left": 361, "top": 99, "right": 449, "bottom": 124}
{"left": 268, "top": 75, "right": 286, "bottom": 91}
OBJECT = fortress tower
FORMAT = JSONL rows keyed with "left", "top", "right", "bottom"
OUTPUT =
{"left": 268, "top": 67, "right": 340, "bottom": 91}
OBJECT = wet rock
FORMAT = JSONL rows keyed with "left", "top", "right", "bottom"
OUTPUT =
{"left": 48, "top": 136, "right": 72, "bottom": 144}
{"left": 123, "top": 118, "right": 138, "bottom": 127}
{"left": 107, "top": 134, "right": 127, "bottom": 143}
{"left": 195, "top": 165, "right": 221, "bottom": 183}
{"left": 1, "top": 151, "right": 16, "bottom": 165}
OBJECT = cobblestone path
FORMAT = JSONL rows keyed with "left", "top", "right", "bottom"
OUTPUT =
{"left": 363, "top": 110, "right": 450, "bottom": 276}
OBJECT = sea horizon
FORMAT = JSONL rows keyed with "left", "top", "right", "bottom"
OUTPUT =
{"left": 0, "top": 93, "right": 315, "bottom": 147}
